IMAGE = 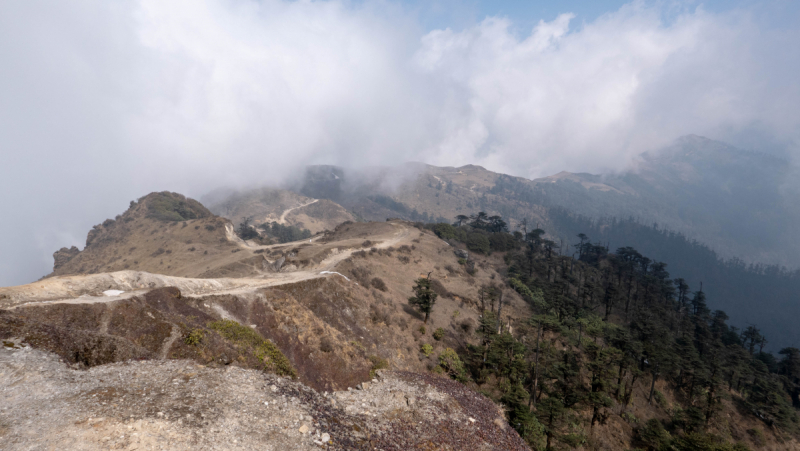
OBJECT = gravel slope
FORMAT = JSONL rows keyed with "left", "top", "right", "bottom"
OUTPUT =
{"left": 0, "top": 344, "right": 529, "bottom": 450}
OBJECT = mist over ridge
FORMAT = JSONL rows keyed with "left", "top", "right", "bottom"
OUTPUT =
{"left": 2, "top": 0, "right": 800, "bottom": 286}
{"left": 5, "top": 3, "right": 800, "bottom": 449}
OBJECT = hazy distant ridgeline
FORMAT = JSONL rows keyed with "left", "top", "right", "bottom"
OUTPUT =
{"left": 290, "top": 136, "right": 800, "bottom": 270}
{"left": 521, "top": 135, "right": 800, "bottom": 268}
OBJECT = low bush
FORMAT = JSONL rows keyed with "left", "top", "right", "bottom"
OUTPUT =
{"left": 433, "top": 223, "right": 456, "bottom": 240}
{"left": 438, "top": 348, "right": 468, "bottom": 382}
{"left": 184, "top": 329, "right": 204, "bottom": 346}
{"left": 465, "top": 233, "right": 490, "bottom": 254}
{"left": 319, "top": 337, "right": 334, "bottom": 353}
{"left": 209, "top": 319, "right": 297, "bottom": 378}
{"left": 351, "top": 267, "right": 371, "bottom": 286}
{"left": 370, "top": 277, "right": 388, "bottom": 292}
{"left": 368, "top": 355, "right": 389, "bottom": 379}
{"left": 460, "top": 318, "right": 474, "bottom": 334}
{"left": 420, "top": 343, "right": 434, "bottom": 357}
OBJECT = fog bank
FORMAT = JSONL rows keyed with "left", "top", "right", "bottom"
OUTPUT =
{"left": 1, "top": 0, "right": 799, "bottom": 285}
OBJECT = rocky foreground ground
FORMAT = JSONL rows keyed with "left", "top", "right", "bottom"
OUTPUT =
{"left": 0, "top": 343, "right": 529, "bottom": 450}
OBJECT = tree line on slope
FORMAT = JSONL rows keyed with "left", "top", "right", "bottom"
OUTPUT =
{"left": 419, "top": 216, "right": 800, "bottom": 450}
{"left": 235, "top": 217, "right": 312, "bottom": 244}
{"left": 545, "top": 208, "right": 800, "bottom": 352}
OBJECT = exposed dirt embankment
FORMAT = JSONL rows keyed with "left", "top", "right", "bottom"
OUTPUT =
{"left": 0, "top": 286, "right": 371, "bottom": 392}
{"left": 0, "top": 345, "right": 528, "bottom": 450}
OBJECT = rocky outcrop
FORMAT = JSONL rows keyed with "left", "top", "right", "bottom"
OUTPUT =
{"left": 52, "top": 246, "right": 80, "bottom": 271}
{"left": 0, "top": 345, "right": 529, "bottom": 450}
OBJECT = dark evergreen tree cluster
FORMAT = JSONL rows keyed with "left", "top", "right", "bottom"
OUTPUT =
{"left": 547, "top": 208, "right": 800, "bottom": 351}
{"left": 257, "top": 221, "right": 312, "bottom": 243}
{"left": 423, "top": 215, "right": 800, "bottom": 450}
{"left": 430, "top": 215, "right": 516, "bottom": 254}
{"left": 235, "top": 217, "right": 260, "bottom": 240}
{"left": 367, "top": 194, "right": 448, "bottom": 223}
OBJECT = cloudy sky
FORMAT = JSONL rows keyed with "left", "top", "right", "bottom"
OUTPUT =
{"left": 1, "top": 0, "right": 799, "bottom": 286}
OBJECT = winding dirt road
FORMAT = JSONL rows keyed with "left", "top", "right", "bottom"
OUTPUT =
{"left": 0, "top": 222, "right": 411, "bottom": 310}
{"left": 277, "top": 199, "right": 318, "bottom": 224}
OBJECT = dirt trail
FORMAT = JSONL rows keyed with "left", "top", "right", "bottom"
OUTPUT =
{"left": 1, "top": 222, "right": 411, "bottom": 310}
{"left": 226, "top": 200, "right": 326, "bottom": 250}
{"left": 159, "top": 326, "right": 182, "bottom": 360}
{"left": 277, "top": 199, "right": 318, "bottom": 224}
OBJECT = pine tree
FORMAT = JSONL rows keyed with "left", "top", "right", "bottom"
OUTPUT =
{"left": 408, "top": 273, "right": 438, "bottom": 323}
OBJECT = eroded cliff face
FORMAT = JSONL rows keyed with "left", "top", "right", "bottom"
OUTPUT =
{"left": 53, "top": 246, "right": 80, "bottom": 271}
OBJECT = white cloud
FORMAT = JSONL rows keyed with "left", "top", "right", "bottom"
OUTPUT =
{"left": 0, "top": 0, "right": 798, "bottom": 285}
{"left": 416, "top": 3, "right": 800, "bottom": 177}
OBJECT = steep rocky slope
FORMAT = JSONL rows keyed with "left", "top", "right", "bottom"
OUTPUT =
{"left": 1, "top": 345, "right": 526, "bottom": 450}
{"left": 49, "top": 192, "right": 243, "bottom": 278}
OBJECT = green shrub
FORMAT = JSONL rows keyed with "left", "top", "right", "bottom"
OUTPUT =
{"left": 433, "top": 223, "right": 456, "bottom": 240}
{"left": 418, "top": 325, "right": 426, "bottom": 335}
{"left": 209, "top": 319, "right": 297, "bottom": 378}
{"left": 488, "top": 232, "right": 516, "bottom": 252}
{"left": 621, "top": 411, "right": 639, "bottom": 424}
{"left": 420, "top": 343, "right": 434, "bottom": 357}
{"left": 653, "top": 389, "right": 668, "bottom": 409}
{"left": 509, "top": 278, "right": 546, "bottom": 309}
{"left": 531, "top": 314, "right": 562, "bottom": 332}
{"left": 636, "top": 418, "right": 670, "bottom": 450}
{"left": 236, "top": 218, "right": 259, "bottom": 240}
{"left": 438, "top": 348, "right": 468, "bottom": 382}
{"left": 258, "top": 221, "right": 311, "bottom": 243}
{"left": 433, "top": 327, "right": 445, "bottom": 341}
{"left": 671, "top": 432, "right": 751, "bottom": 451}
{"left": 368, "top": 355, "right": 389, "bottom": 379}
{"left": 184, "top": 329, "right": 204, "bottom": 346}
{"left": 465, "top": 233, "right": 490, "bottom": 254}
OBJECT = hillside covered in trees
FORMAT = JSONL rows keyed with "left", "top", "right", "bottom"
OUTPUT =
{"left": 426, "top": 214, "right": 800, "bottom": 450}
{"left": 545, "top": 209, "right": 800, "bottom": 352}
